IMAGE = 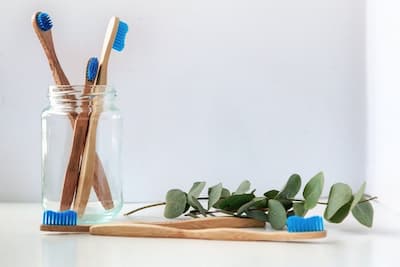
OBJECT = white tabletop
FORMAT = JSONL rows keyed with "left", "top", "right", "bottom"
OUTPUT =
{"left": 1, "top": 202, "right": 399, "bottom": 267}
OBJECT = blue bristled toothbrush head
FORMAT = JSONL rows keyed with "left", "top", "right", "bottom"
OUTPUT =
{"left": 36, "top": 12, "right": 53, "bottom": 31}
{"left": 286, "top": 215, "right": 325, "bottom": 232}
{"left": 42, "top": 210, "right": 77, "bottom": 226}
{"left": 112, "top": 21, "right": 128, "bottom": 52}
{"left": 87, "top": 57, "right": 99, "bottom": 82}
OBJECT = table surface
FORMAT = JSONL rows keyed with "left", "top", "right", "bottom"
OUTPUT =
{"left": 1, "top": 202, "right": 399, "bottom": 267}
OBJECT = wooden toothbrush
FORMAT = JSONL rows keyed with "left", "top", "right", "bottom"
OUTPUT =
{"left": 74, "top": 17, "right": 128, "bottom": 216}
{"left": 89, "top": 224, "right": 327, "bottom": 241}
{"left": 60, "top": 58, "right": 114, "bottom": 210}
{"left": 40, "top": 216, "right": 266, "bottom": 233}
{"left": 32, "top": 11, "right": 113, "bottom": 211}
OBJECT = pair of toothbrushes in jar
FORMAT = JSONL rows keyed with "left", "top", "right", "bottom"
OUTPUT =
{"left": 32, "top": 11, "right": 128, "bottom": 216}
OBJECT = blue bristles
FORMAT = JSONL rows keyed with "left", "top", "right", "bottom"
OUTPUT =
{"left": 286, "top": 215, "right": 324, "bottom": 232}
{"left": 112, "top": 21, "right": 128, "bottom": 52}
{"left": 87, "top": 57, "right": 99, "bottom": 82}
{"left": 36, "top": 12, "right": 53, "bottom": 31}
{"left": 42, "top": 210, "right": 77, "bottom": 226}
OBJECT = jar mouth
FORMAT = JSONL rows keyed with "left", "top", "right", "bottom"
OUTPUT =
{"left": 48, "top": 85, "right": 116, "bottom": 97}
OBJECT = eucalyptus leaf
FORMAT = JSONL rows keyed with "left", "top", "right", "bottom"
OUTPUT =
{"left": 351, "top": 182, "right": 366, "bottom": 210}
{"left": 188, "top": 182, "right": 206, "bottom": 207}
{"left": 352, "top": 199, "right": 373, "bottom": 227}
{"left": 246, "top": 210, "right": 268, "bottom": 222}
{"left": 183, "top": 193, "right": 190, "bottom": 213}
{"left": 324, "top": 199, "right": 352, "bottom": 223}
{"left": 277, "top": 174, "right": 301, "bottom": 199}
{"left": 325, "top": 183, "right": 353, "bottom": 220}
{"left": 303, "top": 172, "right": 324, "bottom": 210}
{"left": 212, "top": 188, "right": 231, "bottom": 209}
{"left": 208, "top": 183, "right": 223, "bottom": 210}
{"left": 268, "top": 199, "right": 287, "bottom": 230}
{"left": 293, "top": 202, "right": 307, "bottom": 217}
{"left": 164, "top": 189, "right": 187, "bottom": 218}
{"left": 234, "top": 180, "right": 251, "bottom": 195}
{"left": 236, "top": 197, "right": 266, "bottom": 215}
{"left": 221, "top": 188, "right": 231, "bottom": 198}
{"left": 264, "top": 190, "right": 279, "bottom": 199}
{"left": 218, "top": 194, "right": 255, "bottom": 211}
{"left": 190, "top": 196, "right": 207, "bottom": 217}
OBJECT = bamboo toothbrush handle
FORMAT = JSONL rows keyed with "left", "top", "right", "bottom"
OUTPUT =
{"left": 40, "top": 217, "right": 264, "bottom": 233}
{"left": 59, "top": 115, "right": 89, "bottom": 210}
{"left": 74, "top": 86, "right": 105, "bottom": 216}
{"left": 61, "top": 85, "right": 114, "bottom": 211}
{"left": 90, "top": 224, "right": 327, "bottom": 241}
{"left": 151, "top": 217, "right": 265, "bottom": 229}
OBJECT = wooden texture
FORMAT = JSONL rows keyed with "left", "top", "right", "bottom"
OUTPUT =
{"left": 32, "top": 12, "right": 112, "bottom": 211}
{"left": 40, "top": 224, "right": 90, "bottom": 232}
{"left": 152, "top": 217, "right": 265, "bottom": 229}
{"left": 75, "top": 17, "right": 120, "bottom": 216}
{"left": 40, "top": 217, "right": 265, "bottom": 233}
{"left": 90, "top": 224, "right": 327, "bottom": 241}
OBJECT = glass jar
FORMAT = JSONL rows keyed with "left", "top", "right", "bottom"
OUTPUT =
{"left": 41, "top": 85, "right": 123, "bottom": 224}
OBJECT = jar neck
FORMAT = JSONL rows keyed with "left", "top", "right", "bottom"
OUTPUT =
{"left": 48, "top": 85, "right": 117, "bottom": 112}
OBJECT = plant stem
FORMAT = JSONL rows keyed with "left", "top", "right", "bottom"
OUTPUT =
{"left": 124, "top": 202, "right": 166, "bottom": 216}
{"left": 124, "top": 197, "right": 210, "bottom": 216}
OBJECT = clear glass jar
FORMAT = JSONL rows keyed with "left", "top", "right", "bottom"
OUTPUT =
{"left": 41, "top": 85, "right": 123, "bottom": 224}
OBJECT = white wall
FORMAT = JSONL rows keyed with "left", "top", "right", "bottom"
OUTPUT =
{"left": 367, "top": 0, "right": 400, "bottom": 212}
{"left": 0, "top": 0, "right": 366, "bottom": 202}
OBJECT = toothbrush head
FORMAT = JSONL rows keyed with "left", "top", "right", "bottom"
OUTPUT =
{"left": 42, "top": 210, "right": 77, "bottom": 226}
{"left": 86, "top": 57, "right": 99, "bottom": 82}
{"left": 286, "top": 215, "right": 325, "bottom": 232}
{"left": 36, "top": 12, "right": 53, "bottom": 31}
{"left": 112, "top": 20, "right": 128, "bottom": 52}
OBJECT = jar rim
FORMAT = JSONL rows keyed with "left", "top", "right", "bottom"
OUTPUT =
{"left": 48, "top": 85, "right": 116, "bottom": 96}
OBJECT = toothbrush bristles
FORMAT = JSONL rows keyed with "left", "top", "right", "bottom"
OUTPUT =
{"left": 36, "top": 12, "right": 53, "bottom": 31}
{"left": 112, "top": 21, "right": 128, "bottom": 52}
{"left": 87, "top": 57, "right": 99, "bottom": 82}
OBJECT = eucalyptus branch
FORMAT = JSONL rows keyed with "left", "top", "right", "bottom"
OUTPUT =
{"left": 124, "top": 172, "right": 376, "bottom": 229}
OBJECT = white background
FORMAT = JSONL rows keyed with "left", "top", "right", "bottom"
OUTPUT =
{"left": 0, "top": 0, "right": 369, "bottom": 202}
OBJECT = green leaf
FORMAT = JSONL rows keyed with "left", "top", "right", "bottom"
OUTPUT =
{"left": 190, "top": 196, "right": 207, "bottom": 217}
{"left": 264, "top": 190, "right": 279, "bottom": 199}
{"left": 208, "top": 183, "right": 223, "bottom": 210}
{"left": 221, "top": 188, "right": 231, "bottom": 198}
{"left": 277, "top": 174, "right": 301, "bottom": 199}
{"left": 234, "top": 180, "right": 251, "bottom": 195}
{"left": 183, "top": 193, "right": 190, "bottom": 213}
{"left": 236, "top": 197, "right": 266, "bottom": 215}
{"left": 212, "top": 188, "right": 231, "bottom": 209}
{"left": 164, "top": 189, "right": 187, "bottom": 218}
{"left": 324, "top": 200, "right": 352, "bottom": 223}
{"left": 325, "top": 183, "right": 353, "bottom": 219}
{"left": 245, "top": 210, "right": 268, "bottom": 222}
{"left": 303, "top": 172, "right": 324, "bottom": 210}
{"left": 218, "top": 194, "right": 255, "bottom": 211}
{"left": 351, "top": 182, "right": 366, "bottom": 210}
{"left": 293, "top": 202, "right": 307, "bottom": 217}
{"left": 268, "top": 199, "right": 287, "bottom": 230}
{"left": 188, "top": 182, "right": 206, "bottom": 207}
{"left": 352, "top": 199, "right": 373, "bottom": 227}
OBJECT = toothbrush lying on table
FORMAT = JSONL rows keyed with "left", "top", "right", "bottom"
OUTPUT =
{"left": 40, "top": 210, "right": 265, "bottom": 232}
{"left": 32, "top": 11, "right": 114, "bottom": 211}
{"left": 74, "top": 16, "right": 128, "bottom": 216}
